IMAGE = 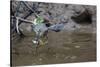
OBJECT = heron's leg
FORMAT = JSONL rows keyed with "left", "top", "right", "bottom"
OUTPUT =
{"left": 32, "top": 37, "right": 39, "bottom": 55}
{"left": 34, "top": 32, "right": 41, "bottom": 55}
{"left": 34, "top": 41, "right": 39, "bottom": 55}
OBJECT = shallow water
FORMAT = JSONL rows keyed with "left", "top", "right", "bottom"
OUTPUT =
{"left": 11, "top": 32, "right": 96, "bottom": 66}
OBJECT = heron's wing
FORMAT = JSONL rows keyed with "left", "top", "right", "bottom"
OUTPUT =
{"left": 48, "top": 23, "right": 65, "bottom": 32}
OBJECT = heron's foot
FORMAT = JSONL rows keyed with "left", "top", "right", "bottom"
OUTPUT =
{"left": 32, "top": 40, "right": 38, "bottom": 45}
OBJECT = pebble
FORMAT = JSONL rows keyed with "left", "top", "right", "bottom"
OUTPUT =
{"left": 70, "top": 56, "right": 77, "bottom": 59}
{"left": 39, "top": 58, "right": 42, "bottom": 61}
{"left": 55, "top": 55, "right": 59, "bottom": 58}
{"left": 65, "top": 56, "right": 70, "bottom": 59}
{"left": 75, "top": 45, "right": 80, "bottom": 48}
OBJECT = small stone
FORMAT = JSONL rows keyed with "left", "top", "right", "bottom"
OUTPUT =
{"left": 75, "top": 45, "right": 80, "bottom": 48}
{"left": 55, "top": 55, "right": 58, "bottom": 58}
{"left": 70, "top": 56, "right": 77, "bottom": 59}
{"left": 65, "top": 56, "right": 70, "bottom": 59}
{"left": 39, "top": 58, "right": 42, "bottom": 61}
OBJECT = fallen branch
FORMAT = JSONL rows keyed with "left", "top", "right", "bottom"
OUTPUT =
{"left": 21, "top": 1, "right": 38, "bottom": 17}
{"left": 11, "top": 16, "right": 34, "bottom": 36}
{"left": 12, "top": 16, "right": 34, "bottom": 24}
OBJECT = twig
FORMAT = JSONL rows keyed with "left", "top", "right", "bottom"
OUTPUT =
{"left": 12, "top": 16, "right": 34, "bottom": 24}
{"left": 15, "top": 2, "right": 21, "bottom": 17}
{"left": 11, "top": 1, "right": 38, "bottom": 32}
{"left": 21, "top": 1, "right": 39, "bottom": 17}
{"left": 11, "top": 16, "right": 34, "bottom": 36}
{"left": 16, "top": 17, "right": 20, "bottom": 34}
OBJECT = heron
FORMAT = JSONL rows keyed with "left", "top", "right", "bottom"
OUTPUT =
{"left": 30, "top": 16, "right": 68, "bottom": 46}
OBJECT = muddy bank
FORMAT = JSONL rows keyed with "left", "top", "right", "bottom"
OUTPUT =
{"left": 11, "top": 32, "right": 96, "bottom": 66}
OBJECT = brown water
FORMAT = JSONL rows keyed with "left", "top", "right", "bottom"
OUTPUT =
{"left": 11, "top": 32, "right": 96, "bottom": 66}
